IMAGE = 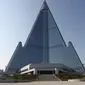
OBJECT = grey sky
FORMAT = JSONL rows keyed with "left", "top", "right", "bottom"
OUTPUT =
{"left": 0, "top": 0, "right": 85, "bottom": 69}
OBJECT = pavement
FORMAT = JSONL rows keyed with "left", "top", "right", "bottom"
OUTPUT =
{"left": 0, "top": 81, "right": 85, "bottom": 85}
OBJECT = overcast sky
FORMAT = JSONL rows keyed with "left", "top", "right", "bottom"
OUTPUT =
{"left": 0, "top": 0, "right": 85, "bottom": 70}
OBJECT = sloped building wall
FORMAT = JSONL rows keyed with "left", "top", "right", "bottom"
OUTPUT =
{"left": 5, "top": 42, "right": 24, "bottom": 73}
{"left": 65, "top": 42, "right": 84, "bottom": 72}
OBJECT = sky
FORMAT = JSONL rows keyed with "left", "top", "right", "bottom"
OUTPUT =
{"left": 0, "top": 0, "right": 85, "bottom": 70}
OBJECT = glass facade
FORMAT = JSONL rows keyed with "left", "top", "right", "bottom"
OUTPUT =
{"left": 6, "top": 1, "right": 85, "bottom": 73}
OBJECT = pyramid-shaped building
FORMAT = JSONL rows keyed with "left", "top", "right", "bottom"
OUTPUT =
{"left": 5, "top": 1, "right": 85, "bottom": 73}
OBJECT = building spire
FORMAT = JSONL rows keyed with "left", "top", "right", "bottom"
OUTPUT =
{"left": 41, "top": 0, "right": 49, "bottom": 10}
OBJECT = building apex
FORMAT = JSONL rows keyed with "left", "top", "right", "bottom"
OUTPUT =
{"left": 41, "top": 0, "right": 49, "bottom": 10}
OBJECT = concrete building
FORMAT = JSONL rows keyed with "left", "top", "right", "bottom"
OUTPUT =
{"left": 5, "top": 1, "right": 85, "bottom": 74}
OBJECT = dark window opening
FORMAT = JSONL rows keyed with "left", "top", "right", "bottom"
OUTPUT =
{"left": 37, "top": 70, "right": 55, "bottom": 74}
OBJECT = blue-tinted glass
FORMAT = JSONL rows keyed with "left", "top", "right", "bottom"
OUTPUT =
{"left": 24, "top": 11, "right": 44, "bottom": 64}
{"left": 6, "top": 1, "right": 85, "bottom": 73}
{"left": 66, "top": 42, "right": 85, "bottom": 72}
{"left": 48, "top": 10, "right": 66, "bottom": 47}
{"left": 5, "top": 42, "right": 24, "bottom": 72}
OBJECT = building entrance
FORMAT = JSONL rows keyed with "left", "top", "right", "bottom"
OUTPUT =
{"left": 37, "top": 70, "right": 55, "bottom": 74}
